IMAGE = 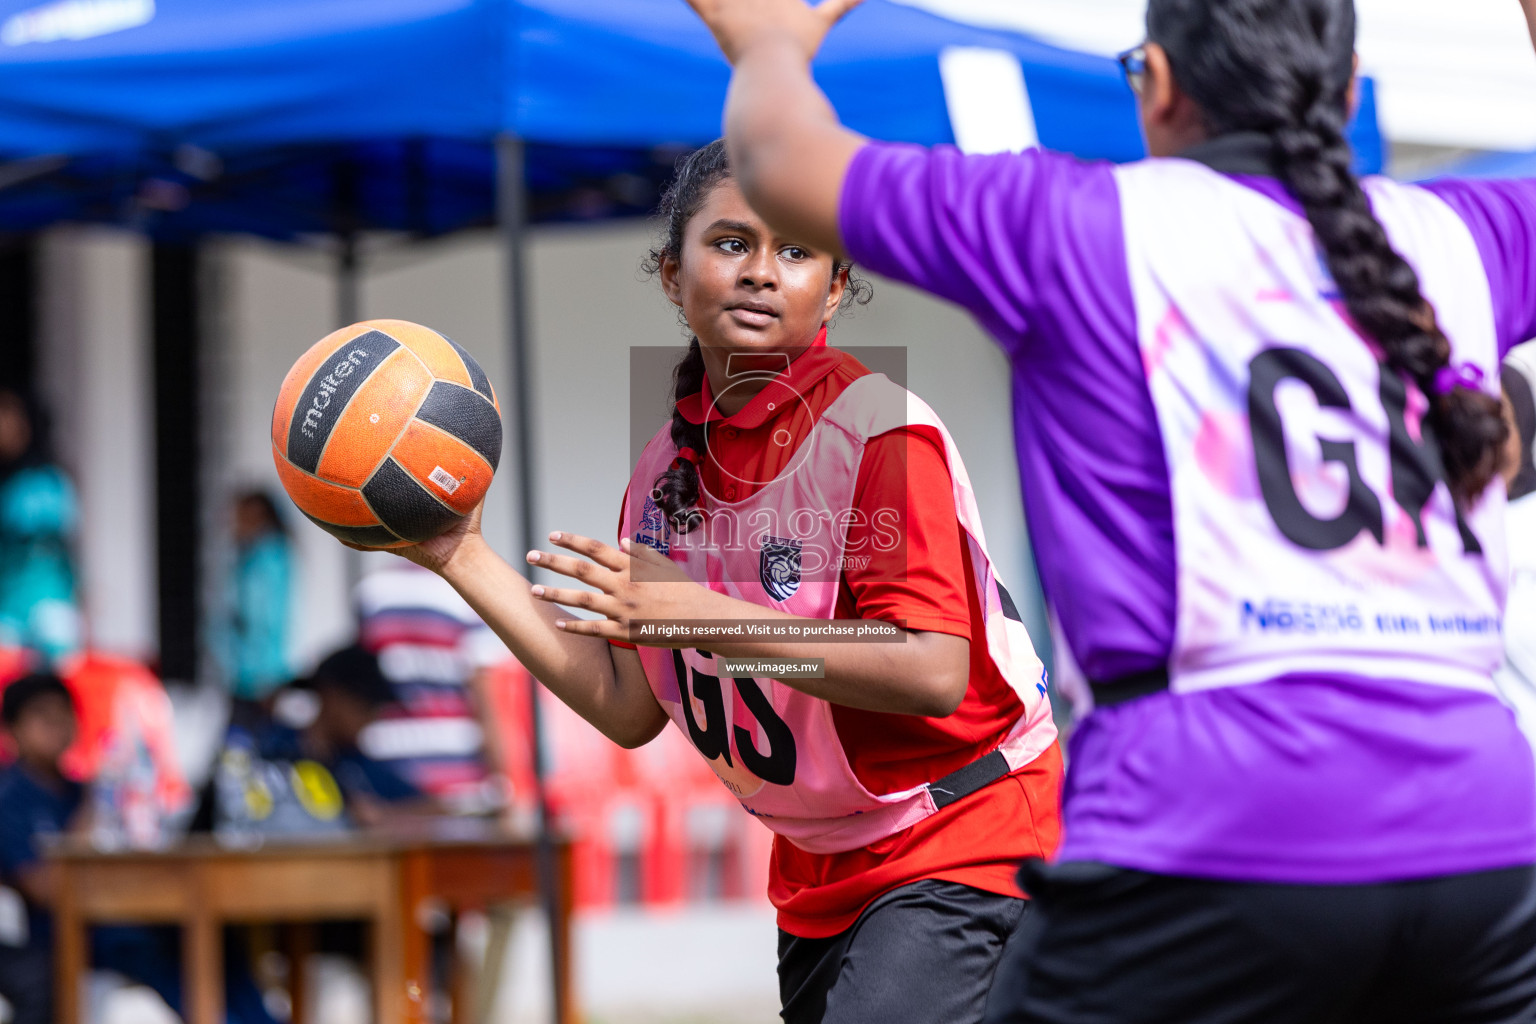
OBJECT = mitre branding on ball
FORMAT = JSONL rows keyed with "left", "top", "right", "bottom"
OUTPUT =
{"left": 271, "top": 319, "right": 502, "bottom": 549}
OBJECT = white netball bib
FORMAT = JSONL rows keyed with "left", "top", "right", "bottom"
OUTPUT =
{"left": 1114, "top": 161, "right": 1507, "bottom": 697}
{"left": 621, "top": 374, "right": 1056, "bottom": 854}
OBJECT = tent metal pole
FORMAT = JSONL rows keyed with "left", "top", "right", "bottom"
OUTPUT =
{"left": 336, "top": 231, "right": 359, "bottom": 327}
{"left": 497, "top": 132, "right": 567, "bottom": 1024}
{"left": 335, "top": 232, "right": 364, "bottom": 594}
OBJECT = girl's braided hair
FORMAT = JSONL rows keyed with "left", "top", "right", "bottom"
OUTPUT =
{"left": 1148, "top": 0, "right": 1507, "bottom": 503}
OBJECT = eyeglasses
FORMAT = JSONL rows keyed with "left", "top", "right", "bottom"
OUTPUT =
{"left": 1116, "top": 43, "right": 1148, "bottom": 96}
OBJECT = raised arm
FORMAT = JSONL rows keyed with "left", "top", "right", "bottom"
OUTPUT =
{"left": 688, "top": 0, "right": 866, "bottom": 255}
{"left": 1525, "top": 0, "right": 1536, "bottom": 51}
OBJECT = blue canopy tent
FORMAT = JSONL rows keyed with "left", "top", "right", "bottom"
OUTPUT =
{"left": 0, "top": 2, "right": 1386, "bottom": 1018}
{"left": 0, "top": 0, "right": 1384, "bottom": 237}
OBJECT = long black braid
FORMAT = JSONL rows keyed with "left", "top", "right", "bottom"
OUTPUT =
{"left": 1149, "top": 0, "right": 1508, "bottom": 504}
{"left": 640, "top": 139, "right": 872, "bottom": 532}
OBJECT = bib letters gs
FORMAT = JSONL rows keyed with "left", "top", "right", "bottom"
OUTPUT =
{"left": 1115, "top": 162, "right": 1507, "bottom": 699}
{"left": 621, "top": 374, "right": 1057, "bottom": 855}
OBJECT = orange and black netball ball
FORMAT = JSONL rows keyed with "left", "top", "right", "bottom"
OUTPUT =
{"left": 271, "top": 319, "right": 501, "bottom": 548}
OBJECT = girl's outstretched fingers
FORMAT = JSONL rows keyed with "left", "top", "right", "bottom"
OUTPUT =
{"left": 624, "top": 536, "right": 696, "bottom": 584}
{"left": 554, "top": 617, "right": 620, "bottom": 639}
{"left": 529, "top": 584, "right": 611, "bottom": 614}
{"left": 548, "top": 531, "right": 629, "bottom": 571}
{"left": 526, "top": 547, "right": 611, "bottom": 585}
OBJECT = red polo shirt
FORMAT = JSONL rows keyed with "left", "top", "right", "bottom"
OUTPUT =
{"left": 623, "top": 341, "right": 1062, "bottom": 938}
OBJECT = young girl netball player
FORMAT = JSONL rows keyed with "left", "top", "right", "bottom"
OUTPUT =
{"left": 392, "top": 140, "right": 1062, "bottom": 1023}
{"left": 1497, "top": 348, "right": 1536, "bottom": 768}
{"left": 684, "top": 0, "right": 1536, "bottom": 1020}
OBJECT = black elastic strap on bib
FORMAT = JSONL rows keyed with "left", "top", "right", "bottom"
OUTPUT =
{"left": 927, "top": 749, "right": 1011, "bottom": 810}
{"left": 1089, "top": 667, "right": 1171, "bottom": 708}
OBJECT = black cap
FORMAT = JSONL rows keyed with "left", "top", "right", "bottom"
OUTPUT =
{"left": 298, "top": 645, "right": 395, "bottom": 709}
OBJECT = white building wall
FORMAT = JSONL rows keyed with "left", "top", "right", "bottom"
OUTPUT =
{"left": 36, "top": 228, "right": 156, "bottom": 660}
{"left": 218, "top": 237, "right": 358, "bottom": 671}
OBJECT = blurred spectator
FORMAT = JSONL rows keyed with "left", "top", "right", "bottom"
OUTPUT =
{"left": 0, "top": 389, "right": 80, "bottom": 665}
{"left": 266, "top": 645, "right": 435, "bottom": 828}
{"left": 0, "top": 649, "right": 190, "bottom": 820}
{"left": 0, "top": 673, "right": 273, "bottom": 1024}
{"left": 198, "top": 646, "right": 437, "bottom": 838}
{"left": 215, "top": 490, "right": 293, "bottom": 717}
{"left": 57, "top": 651, "right": 190, "bottom": 811}
{"left": 0, "top": 673, "right": 74, "bottom": 1024}
{"left": 1497, "top": 349, "right": 1536, "bottom": 748}
{"left": 356, "top": 562, "right": 505, "bottom": 813}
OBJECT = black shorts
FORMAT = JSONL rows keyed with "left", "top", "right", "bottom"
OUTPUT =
{"left": 985, "top": 859, "right": 1536, "bottom": 1024}
{"left": 778, "top": 879, "right": 1031, "bottom": 1024}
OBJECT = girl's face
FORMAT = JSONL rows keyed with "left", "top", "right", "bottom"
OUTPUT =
{"left": 0, "top": 393, "right": 30, "bottom": 464}
{"left": 661, "top": 178, "right": 845, "bottom": 362}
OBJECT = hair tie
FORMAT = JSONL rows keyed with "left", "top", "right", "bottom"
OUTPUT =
{"left": 1432, "top": 362, "right": 1486, "bottom": 396}
{"left": 674, "top": 446, "right": 702, "bottom": 469}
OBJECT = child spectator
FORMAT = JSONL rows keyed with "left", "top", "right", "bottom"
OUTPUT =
{"left": 269, "top": 645, "right": 435, "bottom": 827}
{"left": 0, "top": 673, "right": 76, "bottom": 1024}
{"left": 0, "top": 672, "right": 274, "bottom": 1024}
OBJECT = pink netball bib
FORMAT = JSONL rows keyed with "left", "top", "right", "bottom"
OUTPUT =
{"left": 621, "top": 373, "right": 1056, "bottom": 855}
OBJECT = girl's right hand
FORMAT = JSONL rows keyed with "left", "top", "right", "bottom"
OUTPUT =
{"left": 398, "top": 501, "right": 485, "bottom": 575}
{"left": 343, "top": 501, "right": 487, "bottom": 577}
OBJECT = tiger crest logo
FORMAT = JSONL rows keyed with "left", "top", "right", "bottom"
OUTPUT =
{"left": 759, "top": 536, "right": 801, "bottom": 602}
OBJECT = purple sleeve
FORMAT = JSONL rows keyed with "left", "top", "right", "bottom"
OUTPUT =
{"left": 837, "top": 141, "right": 1126, "bottom": 356}
{"left": 1422, "top": 178, "right": 1536, "bottom": 358}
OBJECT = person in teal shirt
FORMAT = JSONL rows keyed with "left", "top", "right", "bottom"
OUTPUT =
{"left": 0, "top": 389, "right": 80, "bottom": 666}
{"left": 216, "top": 491, "right": 293, "bottom": 707}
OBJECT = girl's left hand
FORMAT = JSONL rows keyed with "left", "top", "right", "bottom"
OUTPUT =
{"left": 686, "top": 0, "right": 863, "bottom": 65}
{"left": 526, "top": 532, "right": 720, "bottom": 644}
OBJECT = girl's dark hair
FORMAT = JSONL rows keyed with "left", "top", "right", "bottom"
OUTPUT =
{"left": 641, "top": 139, "right": 872, "bottom": 532}
{"left": 0, "top": 387, "right": 53, "bottom": 480}
{"left": 1148, "top": 0, "right": 1507, "bottom": 504}
{"left": 236, "top": 489, "right": 288, "bottom": 539}
{"left": 1, "top": 671, "right": 71, "bottom": 727}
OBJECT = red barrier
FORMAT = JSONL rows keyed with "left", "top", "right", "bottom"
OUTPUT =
{"left": 480, "top": 658, "right": 771, "bottom": 909}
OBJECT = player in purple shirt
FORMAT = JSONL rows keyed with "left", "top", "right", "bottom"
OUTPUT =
{"left": 689, "top": 0, "right": 1536, "bottom": 1020}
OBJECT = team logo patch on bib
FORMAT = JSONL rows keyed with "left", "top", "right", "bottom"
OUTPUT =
{"left": 637, "top": 495, "right": 670, "bottom": 555}
{"left": 759, "top": 536, "right": 801, "bottom": 601}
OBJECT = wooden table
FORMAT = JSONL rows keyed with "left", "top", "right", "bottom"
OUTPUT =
{"left": 48, "top": 823, "right": 575, "bottom": 1024}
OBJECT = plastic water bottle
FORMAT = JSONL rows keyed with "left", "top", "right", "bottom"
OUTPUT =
{"left": 213, "top": 729, "right": 260, "bottom": 847}
{"left": 90, "top": 729, "right": 126, "bottom": 852}
{"left": 121, "top": 726, "right": 165, "bottom": 849}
